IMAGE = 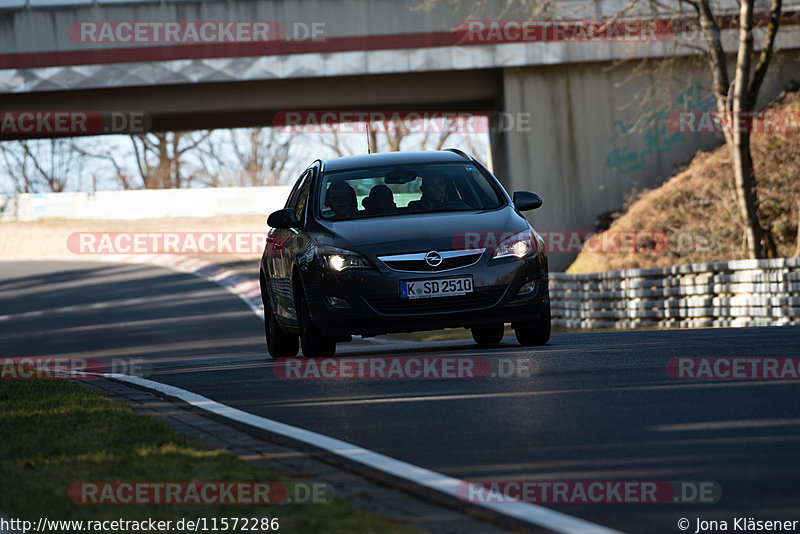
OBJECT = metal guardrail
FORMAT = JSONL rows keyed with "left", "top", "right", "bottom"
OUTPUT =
{"left": 550, "top": 258, "right": 800, "bottom": 329}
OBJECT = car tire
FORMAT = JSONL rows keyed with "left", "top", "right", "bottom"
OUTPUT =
{"left": 514, "top": 301, "right": 551, "bottom": 346}
{"left": 297, "top": 291, "right": 337, "bottom": 358}
{"left": 471, "top": 323, "right": 505, "bottom": 345}
{"left": 264, "top": 300, "right": 299, "bottom": 358}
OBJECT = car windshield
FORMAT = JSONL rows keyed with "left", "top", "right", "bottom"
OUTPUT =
{"left": 317, "top": 162, "right": 504, "bottom": 221}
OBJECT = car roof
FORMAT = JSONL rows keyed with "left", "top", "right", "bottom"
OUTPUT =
{"left": 321, "top": 150, "right": 470, "bottom": 172}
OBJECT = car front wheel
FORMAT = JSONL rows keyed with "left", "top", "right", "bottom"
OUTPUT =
{"left": 264, "top": 300, "right": 299, "bottom": 358}
{"left": 513, "top": 301, "right": 551, "bottom": 346}
{"left": 471, "top": 323, "right": 505, "bottom": 345}
{"left": 297, "top": 290, "right": 337, "bottom": 358}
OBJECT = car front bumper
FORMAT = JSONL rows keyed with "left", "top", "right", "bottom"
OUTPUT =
{"left": 300, "top": 251, "right": 549, "bottom": 337}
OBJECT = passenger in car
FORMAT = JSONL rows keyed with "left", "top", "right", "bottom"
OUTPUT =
{"left": 324, "top": 181, "right": 358, "bottom": 219}
{"left": 362, "top": 184, "right": 397, "bottom": 216}
{"left": 407, "top": 174, "right": 447, "bottom": 211}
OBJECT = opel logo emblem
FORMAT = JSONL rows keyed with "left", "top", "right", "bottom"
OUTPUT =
{"left": 424, "top": 251, "right": 443, "bottom": 267}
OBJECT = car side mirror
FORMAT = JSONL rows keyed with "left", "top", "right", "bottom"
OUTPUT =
{"left": 267, "top": 208, "right": 302, "bottom": 229}
{"left": 512, "top": 191, "right": 543, "bottom": 211}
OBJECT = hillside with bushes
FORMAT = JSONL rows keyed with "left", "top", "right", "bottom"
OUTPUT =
{"left": 568, "top": 89, "right": 800, "bottom": 273}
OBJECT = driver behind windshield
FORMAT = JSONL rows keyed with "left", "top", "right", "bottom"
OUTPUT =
{"left": 407, "top": 174, "right": 447, "bottom": 211}
{"left": 323, "top": 181, "right": 358, "bottom": 219}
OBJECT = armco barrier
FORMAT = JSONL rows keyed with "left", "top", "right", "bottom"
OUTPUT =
{"left": 550, "top": 257, "right": 800, "bottom": 329}
{"left": 0, "top": 186, "right": 292, "bottom": 221}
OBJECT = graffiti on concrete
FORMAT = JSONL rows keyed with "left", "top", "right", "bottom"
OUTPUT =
{"left": 606, "top": 83, "right": 716, "bottom": 174}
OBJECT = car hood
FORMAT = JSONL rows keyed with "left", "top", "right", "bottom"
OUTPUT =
{"left": 315, "top": 206, "right": 530, "bottom": 255}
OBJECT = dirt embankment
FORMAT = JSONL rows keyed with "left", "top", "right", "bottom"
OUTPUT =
{"left": 569, "top": 89, "right": 800, "bottom": 274}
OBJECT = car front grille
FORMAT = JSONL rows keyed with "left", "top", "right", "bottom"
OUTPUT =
{"left": 365, "top": 286, "right": 506, "bottom": 315}
{"left": 378, "top": 249, "right": 484, "bottom": 273}
{"left": 382, "top": 255, "right": 481, "bottom": 272}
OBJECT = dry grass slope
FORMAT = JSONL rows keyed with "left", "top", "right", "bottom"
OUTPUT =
{"left": 569, "top": 89, "right": 800, "bottom": 273}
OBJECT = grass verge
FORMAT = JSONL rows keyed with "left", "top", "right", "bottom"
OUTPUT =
{"left": 0, "top": 379, "right": 420, "bottom": 534}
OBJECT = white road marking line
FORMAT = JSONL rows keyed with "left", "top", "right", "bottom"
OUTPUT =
{"left": 0, "top": 289, "right": 224, "bottom": 322}
{"left": 104, "top": 373, "right": 625, "bottom": 534}
{"left": 649, "top": 418, "right": 800, "bottom": 432}
{"left": 51, "top": 258, "right": 623, "bottom": 531}
{"left": 260, "top": 380, "right": 788, "bottom": 408}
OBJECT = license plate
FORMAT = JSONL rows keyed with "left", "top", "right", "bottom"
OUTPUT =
{"left": 400, "top": 276, "right": 473, "bottom": 299}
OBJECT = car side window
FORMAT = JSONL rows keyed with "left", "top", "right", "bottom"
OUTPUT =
{"left": 293, "top": 170, "right": 313, "bottom": 222}
{"left": 285, "top": 171, "right": 309, "bottom": 210}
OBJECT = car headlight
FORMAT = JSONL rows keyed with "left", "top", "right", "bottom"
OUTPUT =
{"left": 491, "top": 229, "right": 537, "bottom": 260}
{"left": 316, "top": 246, "right": 371, "bottom": 272}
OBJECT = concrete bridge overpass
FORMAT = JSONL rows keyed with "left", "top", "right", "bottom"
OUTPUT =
{"left": 2, "top": 0, "right": 800, "bottom": 269}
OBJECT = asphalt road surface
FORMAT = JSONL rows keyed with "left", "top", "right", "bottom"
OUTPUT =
{"left": 2, "top": 260, "right": 799, "bottom": 534}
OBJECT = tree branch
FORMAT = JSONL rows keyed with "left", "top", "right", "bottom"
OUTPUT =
{"left": 696, "top": 0, "right": 731, "bottom": 109}
{"left": 747, "top": 0, "right": 782, "bottom": 108}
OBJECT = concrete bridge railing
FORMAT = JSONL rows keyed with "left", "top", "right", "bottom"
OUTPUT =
{"left": 550, "top": 258, "right": 800, "bottom": 329}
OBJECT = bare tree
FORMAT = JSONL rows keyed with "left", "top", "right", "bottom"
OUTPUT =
{"left": 420, "top": 130, "right": 454, "bottom": 151}
{"left": 71, "top": 139, "right": 134, "bottom": 191}
{"left": 368, "top": 127, "right": 379, "bottom": 154}
{"left": 75, "top": 131, "right": 212, "bottom": 190}
{"left": 194, "top": 128, "right": 301, "bottom": 187}
{"left": 432, "top": 0, "right": 787, "bottom": 258}
{"left": 230, "top": 128, "right": 294, "bottom": 186}
{"left": 563, "top": 0, "right": 785, "bottom": 258}
{"left": 795, "top": 201, "right": 800, "bottom": 257}
{"left": 0, "top": 138, "right": 90, "bottom": 194}
{"left": 687, "top": 0, "right": 784, "bottom": 258}
{"left": 333, "top": 116, "right": 461, "bottom": 154}
{"left": 320, "top": 130, "right": 358, "bottom": 157}
{"left": 130, "top": 131, "right": 212, "bottom": 189}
